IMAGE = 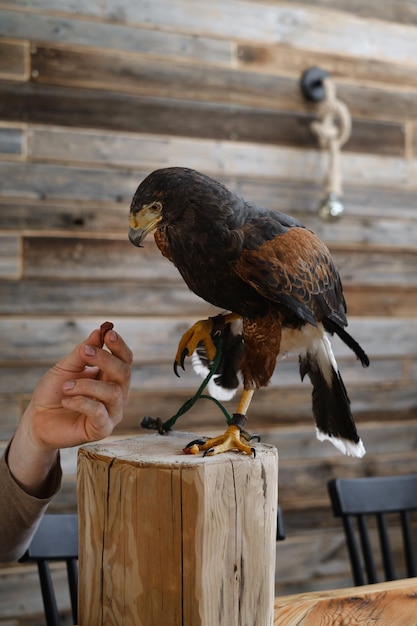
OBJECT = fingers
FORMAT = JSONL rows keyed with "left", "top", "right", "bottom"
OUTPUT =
{"left": 102, "top": 328, "right": 133, "bottom": 366}
{"left": 78, "top": 333, "right": 131, "bottom": 403}
{"left": 62, "top": 378, "right": 125, "bottom": 436}
{"left": 81, "top": 327, "right": 133, "bottom": 369}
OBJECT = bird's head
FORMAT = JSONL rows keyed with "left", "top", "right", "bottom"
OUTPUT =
{"left": 129, "top": 167, "right": 239, "bottom": 247}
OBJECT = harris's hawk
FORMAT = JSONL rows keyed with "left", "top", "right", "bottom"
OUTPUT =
{"left": 128, "top": 167, "right": 369, "bottom": 458}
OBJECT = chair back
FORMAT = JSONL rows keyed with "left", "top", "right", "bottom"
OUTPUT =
{"left": 277, "top": 505, "right": 286, "bottom": 541}
{"left": 20, "top": 514, "right": 78, "bottom": 626}
{"left": 328, "top": 475, "right": 417, "bottom": 585}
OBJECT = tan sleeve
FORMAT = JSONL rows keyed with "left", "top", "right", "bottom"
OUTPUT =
{"left": 0, "top": 443, "right": 62, "bottom": 562}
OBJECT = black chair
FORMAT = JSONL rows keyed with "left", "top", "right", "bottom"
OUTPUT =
{"left": 328, "top": 475, "right": 417, "bottom": 586}
{"left": 277, "top": 505, "right": 286, "bottom": 541}
{"left": 19, "top": 514, "right": 78, "bottom": 626}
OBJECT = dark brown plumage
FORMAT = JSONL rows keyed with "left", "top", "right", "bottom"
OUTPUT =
{"left": 129, "top": 167, "right": 369, "bottom": 457}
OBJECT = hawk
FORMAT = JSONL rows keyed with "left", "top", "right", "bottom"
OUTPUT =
{"left": 129, "top": 167, "right": 369, "bottom": 457}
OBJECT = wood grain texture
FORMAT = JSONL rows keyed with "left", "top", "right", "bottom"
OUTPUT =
{"left": 24, "top": 126, "right": 417, "bottom": 189}
{"left": 237, "top": 40, "right": 417, "bottom": 93}
{"left": 78, "top": 433, "right": 278, "bottom": 626}
{"left": 0, "top": 81, "right": 405, "bottom": 155}
{"left": 0, "top": 39, "right": 28, "bottom": 81}
{"left": 0, "top": 127, "right": 24, "bottom": 156}
{"left": 12, "top": 0, "right": 417, "bottom": 65}
{"left": 20, "top": 234, "right": 417, "bottom": 288}
{"left": 0, "top": 235, "right": 20, "bottom": 279}
{"left": 0, "top": 10, "right": 231, "bottom": 63}
{"left": 274, "top": 578, "right": 417, "bottom": 625}
{"left": 0, "top": 316, "right": 415, "bottom": 364}
{"left": 29, "top": 44, "right": 417, "bottom": 123}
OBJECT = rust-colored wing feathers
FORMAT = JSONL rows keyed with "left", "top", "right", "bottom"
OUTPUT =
{"left": 234, "top": 227, "right": 346, "bottom": 326}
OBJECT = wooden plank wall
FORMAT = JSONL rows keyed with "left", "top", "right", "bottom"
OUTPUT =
{"left": 1, "top": 0, "right": 417, "bottom": 622}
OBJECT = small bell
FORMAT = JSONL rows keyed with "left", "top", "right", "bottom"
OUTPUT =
{"left": 317, "top": 192, "right": 344, "bottom": 221}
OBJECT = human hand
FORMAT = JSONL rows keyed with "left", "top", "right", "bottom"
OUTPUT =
{"left": 8, "top": 324, "right": 132, "bottom": 495}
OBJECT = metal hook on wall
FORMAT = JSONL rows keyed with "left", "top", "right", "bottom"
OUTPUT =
{"left": 301, "top": 67, "right": 352, "bottom": 221}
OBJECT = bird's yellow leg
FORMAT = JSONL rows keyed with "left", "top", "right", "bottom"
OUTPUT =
{"left": 236, "top": 389, "right": 254, "bottom": 416}
{"left": 173, "top": 313, "right": 241, "bottom": 376}
{"left": 183, "top": 389, "right": 257, "bottom": 457}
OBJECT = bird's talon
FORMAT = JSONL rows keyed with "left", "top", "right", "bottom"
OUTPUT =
{"left": 203, "top": 447, "right": 215, "bottom": 457}
{"left": 184, "top": 438, "right": 207, "bottom": 449}
{"left": 180, "top": 347, "right": 188, "bottom": 369}
{"left": 249, "top": 433, "right": 261, "bottom": 442}
{"left": 183, "top": 443, "right": 200, "bottom": 455}
{"left": 173, "top": 361, "right": 180, "bottom": 377}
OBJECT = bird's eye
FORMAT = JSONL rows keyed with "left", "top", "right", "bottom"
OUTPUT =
{"left": 149, "top": 201, "right": 162, "bottom": 212}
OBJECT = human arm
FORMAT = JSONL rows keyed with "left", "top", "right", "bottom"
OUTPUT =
{"left": 0, "top": 324, "right": 132, "bottom": 561}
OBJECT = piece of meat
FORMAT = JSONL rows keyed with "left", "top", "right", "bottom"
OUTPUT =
{"left": 99, "top": 321, "right": 114, "bottom": 344}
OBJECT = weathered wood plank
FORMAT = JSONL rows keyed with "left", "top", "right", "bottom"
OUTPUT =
{"left": 0, "top": 279, "right": 216, "bottom": 316}
{"left": 0, "top": 354, "right": 409, "bottom": 399}
{"left": 25, "top": 126, "right": 413, "bottom": 190}
{"left": 0, "top": 11, "right": 231, "bottom": 64}
{"left": 343, "top": 286, "right": 417, "bottom": 317}
{"left": 0, "top": 396, "right": 19, "bottom": 440}
{"left": 0, "top": 40, "right": 28, "bottom": 81}
{"left": 29, "top": 45, "right": 417, "bottom": 124}
{"left": 0, "top": 197, "right": 127, "bottom": 232}
{"left": 0, "top": 354, "right": 415, "bottom": 402}
{"left": 20, "top": 235, "right": 417, "bottom": 288}
{"left": 14, "top": 1, "right": 417, "bottom": 66}
{"left": 278, "top": 452, "right": 417, "bottom": 512}
{"left": 2, "top": 184, "right": 417, "bottom": 249}
{"left": 11, "top": 419, "right": 417, "bottom": 483}
{"left": 238, "top": 178, "right": 417, "bottom": 221}
{"left": 331, "top": 248, "right": 417, "bottom": 287}
{"left": 22, "top": 237, "right": 180, "bottom": 281}
{"left": 117, "top": 382, "right": 417, "bottom": 432}
{"left": 0, "top": 126, "right": 25, "bottom": 157}
{"left": 0, "top": 317, "right": 416, "bottom": 363}
{"left": 11, "top": 378, "right": 417, "bottom": 430}
{"left": 4, "top": 379, "right": 416, "bottom": 440}
{"left": 29, "top": 43, "right": 417, "bottom": 124}
{"left": 237, "top": 40, "right": 417, "bottom": 93}
{"left": 300, "top": 0, "right": 417, "bottom": 26}
{"left": 2, "top": 153, "right": 417, "bottom": 210}
{"left": 29, "top": 45, "right": 303, "bottom": 111}
{"left": 408, "top": 123, "right": 417, "bottom": 160}
{"left": 0, "top": 235, "right": 20, "bottom": 279}
{"left": 0, "top": 80, "right": 305, "bottom": 146}
{"left": 0, "top": 317, "right": 202, "bottom": 364}
{"left": 0, "top": 280, "right": 414, "bottom": 318}
{"left": 0, "top": 81, "right": 404, "bottom": 156}
{"left": 0, "top": 161, "right": 140, "bottom": 201}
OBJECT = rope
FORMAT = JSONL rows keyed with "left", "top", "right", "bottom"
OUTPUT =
{"left": 310, "top": 77, "right": 352, "bottom": 197}
{"left": 154, "top": 336, "right": 233, "bottom": 433}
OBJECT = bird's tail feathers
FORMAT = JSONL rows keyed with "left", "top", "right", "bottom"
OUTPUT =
{"left": 324, "top": 318, "right": 369, "bottom": 368}
{"left": 300, "top": 336, "right": 365, "bottom": 458}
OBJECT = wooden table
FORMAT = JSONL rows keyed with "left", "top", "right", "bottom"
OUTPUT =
{"left": 274, "top": 577, "right": 417, "bottom": 625}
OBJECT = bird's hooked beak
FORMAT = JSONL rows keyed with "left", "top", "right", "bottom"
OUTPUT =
{"left": 128, "top": 202, "right": 163, "bottom": 247}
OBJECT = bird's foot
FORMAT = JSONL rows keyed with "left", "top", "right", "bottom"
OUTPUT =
{"left": 183, "top": 414, "right": 258, "bottom": 457}
{"left": 174, "top": 318, "right": 216, "bottom": 376}
{"left": 173, "top": 313, "right": 242, "bottom": 377}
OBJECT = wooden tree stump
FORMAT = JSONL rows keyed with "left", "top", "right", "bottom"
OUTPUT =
{"left": 77, "top": 431, "right": 278, "bottom": 626}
